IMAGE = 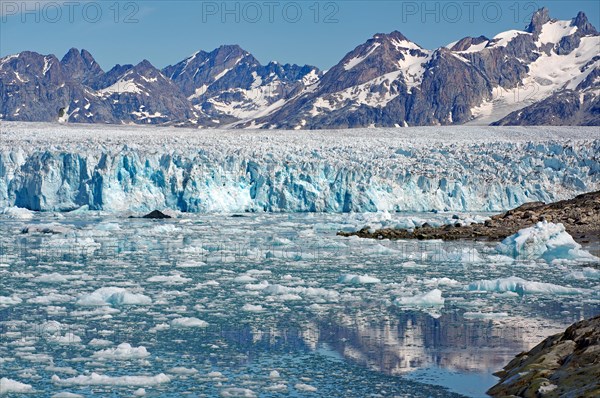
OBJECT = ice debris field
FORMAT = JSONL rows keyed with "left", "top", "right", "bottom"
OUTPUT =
{"left": 0, "top": 122, "right": 599, "bottom": 213}
{"left": 1, "top": 208, "right": 599, "bottom": 396}
{"left": 1, "top": 123, "right": 599, "bottom": 397}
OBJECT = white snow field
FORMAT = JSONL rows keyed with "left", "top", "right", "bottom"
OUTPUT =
{"left": 0, "top": 122, "right": 598, "bottom": 212}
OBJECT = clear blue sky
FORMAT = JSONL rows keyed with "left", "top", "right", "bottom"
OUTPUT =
{"left": 1, "top": 1, "right": 598, "bottom": 71}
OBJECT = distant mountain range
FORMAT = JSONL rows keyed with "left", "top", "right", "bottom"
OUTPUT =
{"left": 1, "top": 8, "right": 598, "bottom": 128}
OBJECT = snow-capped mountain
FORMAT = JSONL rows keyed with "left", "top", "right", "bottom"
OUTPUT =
{"left": 163, "top": 45, "right": 321, "bottom": 125}
{"left": 0, "top": 8, "right": 597, "bottom": 128}
{"left": 244, "top": 31, "right": 438, "bottom": 129}
{"left": 252, "top": 8, "right": 599, "bottom": 128}
{"left": 0, "top": 49, "right": 199, "bottom": 124}
{"left": 91, "top": 59, "right": 200, "bottom": 124}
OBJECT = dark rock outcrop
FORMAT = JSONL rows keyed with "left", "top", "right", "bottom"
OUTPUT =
{"left": 488, "top": 315, "right": 600, "bottom": 397}
{"left": 338, "top": 191, "right": 600, "bottom": 244}
{"left": 142, "top": 210, "right": 172, "bottom": 219}
{"left": 526, "top": 7, "right": 552, "bottom": 36}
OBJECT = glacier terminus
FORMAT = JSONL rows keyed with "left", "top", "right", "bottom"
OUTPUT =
{"left": 1, "top": 123, "right": 598, "bottom": 214}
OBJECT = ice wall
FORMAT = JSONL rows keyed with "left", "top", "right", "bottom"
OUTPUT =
{"left": 1, "top": 124, "right": 598, "bottom": 213}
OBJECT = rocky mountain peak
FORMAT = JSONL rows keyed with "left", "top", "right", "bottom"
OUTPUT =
{"left": 373, "top": 30, "right": 409, "bottom": 42}
{"left": 450, "top": 36, "right": 489, "bottom": 52}
{"left": 134, "top": 59, "right": 157, "bottom": 73}
{"left": 526, "top": 7, "right": 551, "bottom": 35}
{"left": 61, "top": 47, "right": 81, "bottom": 62}
{"left": 60, "top": 48, "right": 103, "bottom": 84}
{"left": 211, "top": 44, "right": 257, "bottom": 66}
{"left": 572, "top": 11, "right": 598, "bottom": 35}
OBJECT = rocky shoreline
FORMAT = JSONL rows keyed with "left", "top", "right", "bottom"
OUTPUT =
{"left": 487, "top": 315, "right": 600, "bottom": 397}
{"left": 337, "top": 191, "right": 600, "bottom": 247}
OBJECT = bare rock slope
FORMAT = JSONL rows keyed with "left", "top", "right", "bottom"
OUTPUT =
{"left": 487, "top": 315, "right": 600, "bottom": 397}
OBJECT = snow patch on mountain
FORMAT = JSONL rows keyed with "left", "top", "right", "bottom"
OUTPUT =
{"left": 344, "top": 42, "right": 381, "bottom": 70}
{"left": 536, "top": 20, "right": 578, "bottom": 45}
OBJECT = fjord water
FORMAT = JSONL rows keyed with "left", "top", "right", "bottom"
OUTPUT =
{"left": 1, "top": 211, "right": 598, "bottom": 397}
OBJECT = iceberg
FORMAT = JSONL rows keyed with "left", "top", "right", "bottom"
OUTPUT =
{"left": 51, "top": 373, "right": 170, "bottom": 386}
{"left": 467, "top": 276, "right": 585, "bottom": 295}
{"left": 338, "top": 274, "right": 381, "bottom": 284}
{"left": 92, "top": 343, "right": 150, "bottom": 360}
{"left": 1, "top": 206, "right": 34, "bottom": 219}
{"left": 496, "top": 221, "right": 598, "bottom": 262}
{"left": 1, "top": 123, "right": 598, "bottom": 213}
{"left": 75, "top": 287, "right": 152, "bottom": 306}
{"left": 0, "top": 295, "right": 22, "bottom": 306}
{"left": 395, "top": 289, "right": 445, "bottom": 306}
{"left": 0, "top": 378, "right": 34, "bottom": 394}
{"left": 170, "top": 317, "right": 209, "bottom": 328}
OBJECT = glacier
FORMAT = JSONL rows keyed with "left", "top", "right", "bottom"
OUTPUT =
{"left": 0, "top": 122, "right": 599, "bottom": 213}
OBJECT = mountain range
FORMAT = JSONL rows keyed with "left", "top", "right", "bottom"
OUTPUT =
{"left": 1, "top": 8, "right": 598, "bottom": 128}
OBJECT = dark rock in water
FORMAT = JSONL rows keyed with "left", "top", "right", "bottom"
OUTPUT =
{"left": 488, "top": 315, "right": 600, "bottom": 397}
{"left": 143, "top": 210, "right": 172, "bottom": 219}
{"left": 337, "top": 191, "right": 600, "bottom": 245}
{"left": 231, "top": 214, "right": 246, "bottom": 218}
{"left": 452, "top": 214, "right": 460, "bottom": 220}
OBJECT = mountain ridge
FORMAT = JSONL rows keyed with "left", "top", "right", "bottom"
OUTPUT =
{"left": 1, "top": 7, "right": 597, "bottom": 128}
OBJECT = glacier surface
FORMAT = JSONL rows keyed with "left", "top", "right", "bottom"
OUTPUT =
{"left": 1, "top": 122, "right": 599, "bottom": 213}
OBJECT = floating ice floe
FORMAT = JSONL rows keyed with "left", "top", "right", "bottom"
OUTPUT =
{"left": 395, "top": 289, "right": 445, "bottom": 306}
{"left": 170, "top": 317, "right": 209, "bottom": 328}
{"left": 76, "top": 287, "right": 152, "bottom": 306}
{"left": 496, "top": 221, "right": 598, "bottom": 262}
{"left": 168, "top": 367, "right": 198, "bottom": 375}
{"left": 295, "top": 383, "right": 318, "bottom": 392}
{"left": 220, "top": 387, "right": 257, "bottom": 397}
{"left": 567, "top": 267, "right": 600, "bottom": 280}
{"left": 32, "top": 273, "right": 79, "bottom": 284}
{"left": 28, "top": 293, "right": 72, "bottom": 304}
{"left": 21, "top": 223, "right": 72, "bottom": 234}
{"left": 262, "top": 284, "right": 340, "bottom": 302}
{"left": 47, "top": 333, "right": 82, "bottom": 345}
{"left": 1, "top": 206, "right": 34, "bottom": 220}
{"left": 466, "top": 276, "right": 585, "bottom": 295}
{"left": 0, "top": 295, "right": 22, "bottom": 306}
{"left": 0, "top": 377, "right": 34, "bottom": 394}
{"left": 51, "top": 373, "right": 170, "bottom": 386}
{"left": 234, "top": 275, "right": 258, "bottom": 283}
{"left": 51, "top": 392, "right": 85, "bottom": 398}
{"left": 423, "top": 277, "right": 461, "bottom": 287}
{"left": 269, "top": 370, "right": 280, "bottom": 379}
{"left": 92, "top": 343, "right": 150, "bottom": 360}
{"left": 338, "top": 274, "right": 381, "bottom": 284}
{"left": 265, "top": 384, "right": 287, "bottom": 392}
{"left": 242, "top": 304, "right": 265, "bottom": 312}
{"left": 146, "top": 274, "right": 191, "bottom": 284}
{"left": 88, "top": 338, "right": 112, "bottom": 347}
